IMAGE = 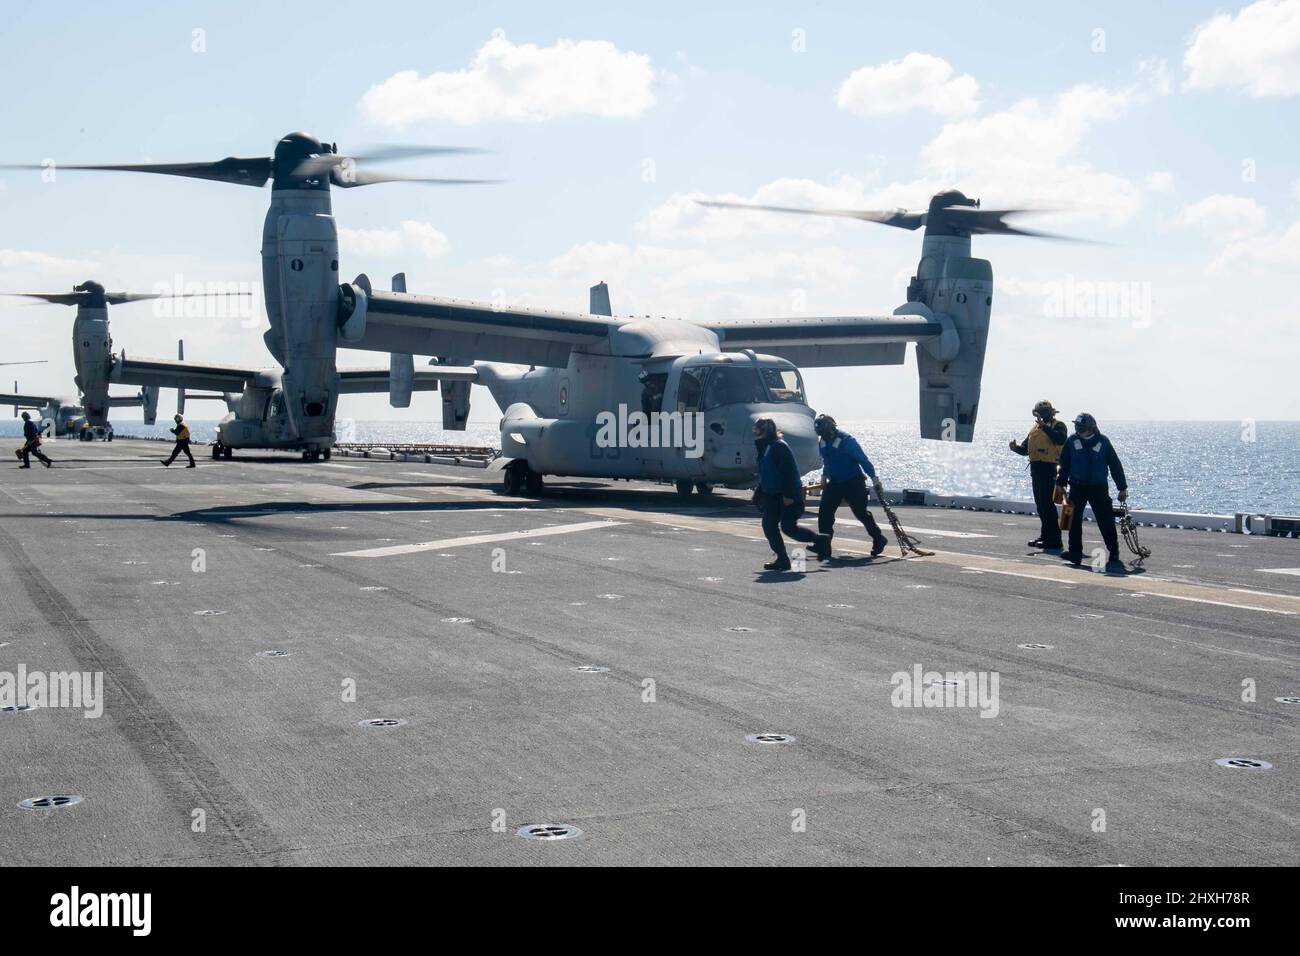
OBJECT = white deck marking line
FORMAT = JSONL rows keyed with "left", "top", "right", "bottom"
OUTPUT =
{"left": 199, "top": 505, "right": 516, "bottom": 518}
{"left": 961, "top": 566, "right": 1065, "bottom": 583}
{"left": 903, "top": 527, "right": 996, "bottom": 539}
{"left": 1258, "top": 568, "right": 1300, "bottom": 576}
{"left": 332, "top": 519, "right": 624, "bottom": 557}
{"left": 400, "top": 471, "right": 466, "bottom": 480}
{"left": 1132, "top": 591, "right": 1296, "bottom": 615}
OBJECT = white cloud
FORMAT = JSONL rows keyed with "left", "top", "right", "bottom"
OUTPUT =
{"left": 837, "top": 53, "right": 979, "bottom": 117}
{"left": 0, "top": 248, "right": 99, "bottom": 275}
{"left": 916, "top": 84, "right": 1141, "bottom": 222}
{"left": 359, "top": 36, "right": 656, "bottom": 126}
{"left": 338, "top": 221, "right": 451, "bottom": 260}
{"left": 1212, "top": 217, "right": 1300, "bottom": 271}
{"left": 1176, "top": 194, "right": 1268, "bottom": 239}
{"left": 1184, "top": 0, "right": 1300, "bottom": 96}
{"left": 1145, "top": 171, "right": 1175, "bottom": 192}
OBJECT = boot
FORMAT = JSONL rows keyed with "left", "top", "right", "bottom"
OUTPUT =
{"left": 871, "top": 534, "right": 888, "bottom": 557}
{"left": 763, "top": 556, "right": 792, "bottom": 571}
{"left": 812, "top": 535, "right": 832, "bottom": 561}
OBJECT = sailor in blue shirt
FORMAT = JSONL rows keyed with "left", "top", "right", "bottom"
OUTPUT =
{"left": 1055, "top": 412, "right": 1128, "bottom": 569}
{"left": 754, "top": 418, "right": 830, "bottom": 571}
{"left": 814, "top": 414, "right": 888, "bottom": 557}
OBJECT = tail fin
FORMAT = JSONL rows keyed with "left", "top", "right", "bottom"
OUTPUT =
{"left": 590, "top": 281, "right": 612, "bottom": 316}
{"left": 388, "top": 274, "right": 415, "bottom": 408}
{"left": 140, "top": 385, "right": 159, "bottom": 425}
{"left": 177, "top": 340, "right": 186, "bottom": 415}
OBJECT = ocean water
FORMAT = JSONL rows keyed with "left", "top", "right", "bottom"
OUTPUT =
{"left": 4, "top": 418, "right": 1296, "bottom": 516}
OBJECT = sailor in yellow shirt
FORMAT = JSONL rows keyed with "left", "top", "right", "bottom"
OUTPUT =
{"left": 1008, "top": 399, "right": 1067, "bottom": 550}
{"left": 162, "top": 414, "right": 196, "bottom": 468}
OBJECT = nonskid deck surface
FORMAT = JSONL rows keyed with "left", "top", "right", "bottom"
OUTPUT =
{"left": 1, "top": 439, "right": 1295, "bottom": 865}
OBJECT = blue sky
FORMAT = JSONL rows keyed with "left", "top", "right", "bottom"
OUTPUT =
{"left": 2, "top": 0, "right": 1297, "bottom": 425}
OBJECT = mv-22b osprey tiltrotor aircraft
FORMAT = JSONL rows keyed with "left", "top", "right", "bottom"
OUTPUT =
{"left": 6, "top": 134, "right": 1068, "bottom": 491}
{"left": 114, "top": 287, "right": 451, "bottom": 461}
{"left": 3, "top": 134, "right": 493, "bottom": 460}
{"left": 0, "top": 281, "right": 176, "bottom": 436}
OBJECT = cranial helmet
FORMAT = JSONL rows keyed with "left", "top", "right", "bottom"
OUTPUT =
{"left": 1032, "top": 400, "right": 1057, "bottom": 417}
{"left": 175, "top": 414, "right": 183, "bottom": 422}
{"left": 813, "top": 413, "right": 837, "bottom": 438}
{"left": 753, "top": 417, "right": 777, "bottom": 439}
{"left": 1073, "top": 412, "right": 1097, "bottom": 432}
{"left": 21, "top": 411, "right": 30, "bottom": 420}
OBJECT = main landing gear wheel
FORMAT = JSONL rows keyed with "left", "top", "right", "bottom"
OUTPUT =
{"left": 223, "top": 446, "right": 233, "bottom": 460}
{"left": 695, "top": 482, "right": 713, "bottom": 496}
{"left": 323, "top": 448, "right": 331, "bottom": 461}
{"left": 675, "top": 479, "right": 694, "bottom": 499}
{"left": 503, "top": 461, "right": 544, "bottom": 496}
{"left": 211, "top": 443, "right": 222, "bottom": 460}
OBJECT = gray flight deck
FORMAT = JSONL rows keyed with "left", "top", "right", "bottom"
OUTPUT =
{"left": 1, "top": 439, "right": 1296, "bottom": 865}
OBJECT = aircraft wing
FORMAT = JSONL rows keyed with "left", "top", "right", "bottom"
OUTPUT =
{"left": 111, "top": 354, "right": 262, "bottom": 393}
{"left": 336, "top": 367, "right": 455, "bottom": 394}
{"left": 107, "top": 393, "right": 146, "bottom": 408}
{"left": 0, "top": 392, "right": 58, "bottom": 409}
{"left": 342, "top": 280, "right": 618, "bottom": 368}
{"left": 705, "top": 315, "right": 945, "bottom": 368}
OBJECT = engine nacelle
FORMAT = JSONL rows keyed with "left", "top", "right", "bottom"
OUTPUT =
{"left": 337, "top": 282, "right": 368, "bottom": 344}
{"left": 914, "top": 256, "right": 992, "bottom": 442}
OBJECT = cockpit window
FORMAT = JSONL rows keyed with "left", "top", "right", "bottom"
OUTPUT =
{"left": 701, "top": 365, "right": 766, "bottom": 410}
{"left": 761, "top": 367, "right": 806, "bottom": 404}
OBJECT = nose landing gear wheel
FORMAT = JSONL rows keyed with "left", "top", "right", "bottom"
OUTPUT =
{"left": 502, "top": 464, "right": 524, "bottom": 495}
{"left": 211, "top": 443, "right": 223, "bottom": 460}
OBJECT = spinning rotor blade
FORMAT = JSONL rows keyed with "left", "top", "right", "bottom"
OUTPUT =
{"left": 0, "top": 360, "right": 48, "bottom": 367}
{"left": 696, "top": 198, "right": 926, "bottom": 230}
{"left": 3, "top": 288, "right": 252, "bottom": 306}
{"left": 699, "top": 194, "right": 1091, "bottom": 241}
{"left": 0, "top": 157, "right": 272, "bottom": 187}
{"left": 329, "top": 168, "right": 502, "bottom": 188}
{"left": 5, "top": 291, "right": 87, "bottom": 305}
{"left": 939, "top": 206, "right": 1082, "bottom": 241}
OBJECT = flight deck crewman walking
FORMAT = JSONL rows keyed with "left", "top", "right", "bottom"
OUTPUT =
{"left": 17, "top": 412, "right": 52, "bottom": 468}
{"left": 1055, "top": 412, "right": 1127, "bottom": 570}
{"left": 162, "top": 414, "right": 195, "bottom": 468}
{"left": 1009, "top": 399, "right": 1067, "bottom": 551}
{"left": 754, "top": 418, "right": 830, "bottom": 571}
{"left": 814, "top": 414, "right": 889, "bottom": 557}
